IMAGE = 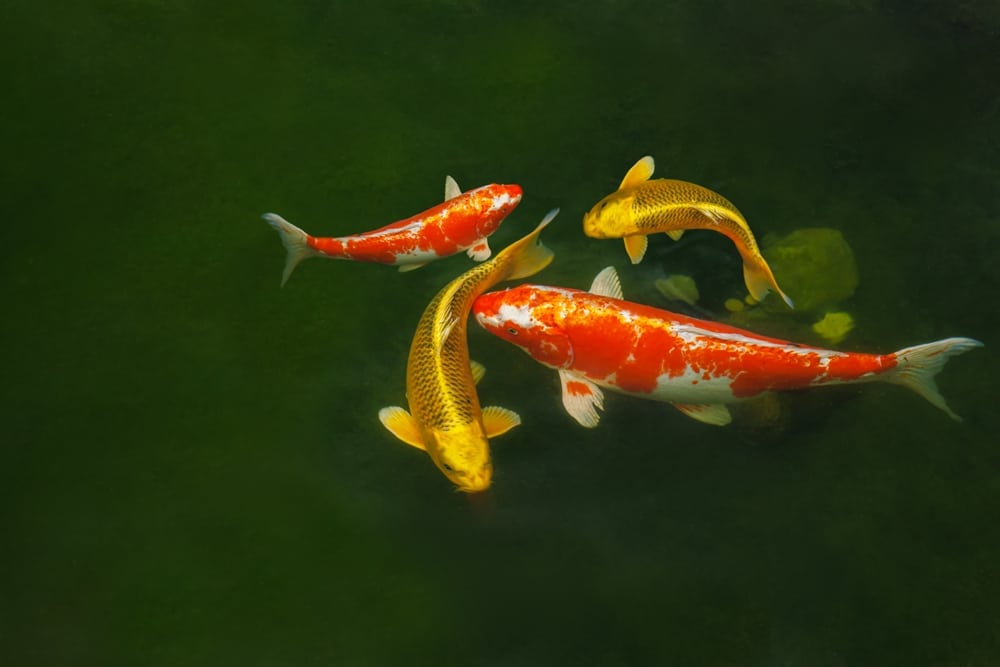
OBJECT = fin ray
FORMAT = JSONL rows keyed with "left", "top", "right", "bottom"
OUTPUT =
{"left": 444, "top": 175, "right": 462, "bottom": 200}
{"left": 623, "top": 235, "right": 648, "bottom": 264}
{"left": 466, "top": 240, "right": 491, "bottom": 262}
{"left": 559, "top": 371, "right": 605, "bottom": 428}
{"left": 589, "top": 266, "right": 623, "bottom": 299}
{"left": 482, "top": 406, "right": 521, "bottom": 438}
{"left": 502, "top": 208, "right": 558, "bottom": 281}
{"left": 378, "top": 406, "right": 426, "bottom": 449}
{"left": 619, "top": 156, "right": 655, "bottom": 190}
{"left": 263, "top": 213, "right": 318, "bottom": 287}
{"left": 673, "top": 402, "right": 732, "bottom": 426}
{"left": 886, "top": 337, "right": 983, "bottom": 421}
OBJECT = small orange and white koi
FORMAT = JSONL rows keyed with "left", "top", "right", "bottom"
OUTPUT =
{"left": 264, "top": 177, "right": 522, "bottom": 285}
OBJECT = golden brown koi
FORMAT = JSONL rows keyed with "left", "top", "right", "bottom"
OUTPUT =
{"left": 379, "top": 209, "right": 558, "bottom": 492}
{"left": 583, "top": 156, "right": 793, "bottom": 308}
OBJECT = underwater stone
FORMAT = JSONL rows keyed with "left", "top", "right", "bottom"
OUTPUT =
{"left": 759, "top": 227, "right": 859, "bottom": 313}
{"left": 654, "top": 274, "right": 700, "bottom": 305}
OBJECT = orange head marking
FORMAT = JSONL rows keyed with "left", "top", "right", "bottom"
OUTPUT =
{"left": 473, "top": 287, "right": 573, "bottom": 368}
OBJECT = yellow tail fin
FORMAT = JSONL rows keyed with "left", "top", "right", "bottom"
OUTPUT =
{"left": 743, "top": 260, "right": 794, "bottom": 309}
{"left": 501, "top": 208, "right": 558, "bottom": 281}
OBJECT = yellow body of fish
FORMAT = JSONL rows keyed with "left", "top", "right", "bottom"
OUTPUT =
{"left": 583, "top": 156, "right": 793, "bottom": 308}
{"left": 379, "top": 209, "right": 558, "bottom": 492}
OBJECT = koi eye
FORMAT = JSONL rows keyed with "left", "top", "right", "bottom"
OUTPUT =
{"left": 507, "top": 327, "right": 519, "bottom": 336}
{"left": 441, "top": 462, "right": 454, "bottom": 473}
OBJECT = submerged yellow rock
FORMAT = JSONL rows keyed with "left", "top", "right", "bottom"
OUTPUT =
{"left": 724, "top": 298, "right": 745, "bottom": 313}
{"left": 812, "top": 311, "right": 855, "bottom": 344}
{"left": 654, "top": 274, "right": 699, "bottom": 306}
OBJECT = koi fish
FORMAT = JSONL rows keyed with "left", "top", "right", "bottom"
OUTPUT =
{"left": 473, "top": 266, "right": 981, "bottom": 427}
{"left": 582, "top": 156, "right": 793, "bottom": 308}
{"left": 264, "top": 177, "right": 522, "bottom": 285}
{"left": 378, "top": 209, "right": 558, "bottom": 492}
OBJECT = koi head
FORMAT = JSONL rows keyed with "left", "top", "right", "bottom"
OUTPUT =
{"left": 467, "top": 184, "right": 523, "bottom": 237}
{"left": 582, "top": 191, "right": 635, "bottom": 239}
{"left": 473, "top": 286, "right": 574, "bottom": 368}
{"left": 426, "top": 424, "right": 494, "bottom": 493}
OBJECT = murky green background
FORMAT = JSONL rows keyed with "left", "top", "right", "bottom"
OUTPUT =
{"left": 3, "top": 1, "right": 999, "bottom": 664}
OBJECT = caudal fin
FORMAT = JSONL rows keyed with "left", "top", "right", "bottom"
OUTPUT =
{"left": 500, "top": 208, "right": 559, "bottom": 281}
{"left": 262, "top": 213, "right": 317, "bottom": 287}
{"left": 886, "top": 337, "right": 983, "bottom": 421}
{"left": 743, "top": 260, "right": 794, "bottom": 309}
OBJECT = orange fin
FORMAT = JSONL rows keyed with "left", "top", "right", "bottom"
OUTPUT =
{"left": 559, "top": 370, "right": 605, "bottom": 428}
{"left": 673, "top": 402, "right": 732, "bottom": 426}
{"left": 619, "top": 155, "right": 655, "bottom": 190}
{"left": 378, "top": 406, "right": 426, "bottom": 449}
{"left": 482, "top": 406, "right": 521, "bottom": 438}
{"left": 623, "top": 235, "right": 648, "bottom": 264}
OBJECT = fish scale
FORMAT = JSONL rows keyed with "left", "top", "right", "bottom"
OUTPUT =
{"left": 632, "top": 180, "right": 759, "bottom": 254}
{"left": 407, "top": 263, "right": 497, "bottom": 432}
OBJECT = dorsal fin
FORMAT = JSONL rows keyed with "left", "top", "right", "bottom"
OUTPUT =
{"left": 589, "top": 266, "right": 623, "bottom": 299}
{"left": 444, "top": 175, "right": 462, "bottom": 201}
{"left": 618, "top": 156, "right": 655, "bottom": 190}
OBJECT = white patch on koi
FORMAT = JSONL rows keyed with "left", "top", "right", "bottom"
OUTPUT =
{"left": 488, "top": 193, "right": 514, "bottom": 212}
{"left": 495, "top": 303, "right": 538, "bottom": 330}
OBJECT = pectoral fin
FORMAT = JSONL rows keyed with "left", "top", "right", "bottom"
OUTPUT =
{"left": 466, "top": 239, "right": 491, "bottom": 262}
{"left": 559, "top": 371, "right": 605, "bottom": 428}
{"left": 378, "top": 406, "right": 427, "bottom": 449}
{"left": 623, "top": 235, "right": 648, "bottom": 264}
{"left": 589, "top": 266, "right": 623, "bottom": 299}
{"left": 444, "top": 175, "right": 462, "bottom": 201}
{"left": 673, "top": 402, "right": 732, "bottom": 426}
{"left": 398, "top": 262, "right": 429, "bottom": 273}
{"left": 619, "top": 155, "right": 655, "bottom": 190}
{"left": 666, "top": 230, "right": 684, "bottom": 241}
{"left": 470, "top": 360, "right": 486, "bottom": 385}
{"left": 481, "top": 406, "right": 521, "bottom": 438}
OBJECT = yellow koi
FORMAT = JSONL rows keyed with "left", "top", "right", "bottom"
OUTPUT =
{"left": 378, "top": 209, "right": 558, "bottom": 492}
{"left": 583, "top": 156, "right": 793, "bottom": 308}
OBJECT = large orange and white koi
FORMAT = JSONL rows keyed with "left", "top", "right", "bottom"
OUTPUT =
{"left": 264, "top": 177, "right": 522, "bottom": 285}
{"left": 473, "top": 267, "right": 982, "bottom": 427}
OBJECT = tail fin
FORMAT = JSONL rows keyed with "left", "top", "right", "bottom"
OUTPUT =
{"left": 262, "top": 213, "right": 317, "bottom": 287}
{"left": 743, "top": 260, "right": 794, "bottom": 309}
{"left": 500, "top": 208, "right": 559, "bottom": 281}
{"left": 885, "top": 337, "right": 983, "bottom": 421}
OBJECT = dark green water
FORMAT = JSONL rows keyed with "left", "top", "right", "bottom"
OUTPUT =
{"left": 3, "top": 1, "right": 999, "bottom": 664}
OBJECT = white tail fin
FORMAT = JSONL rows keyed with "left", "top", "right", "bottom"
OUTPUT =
{"left": 262, "top": 213, "right": 317, "bottom": 287}
{"left": 885, "top": 337, "right": 983, "bottom": 421}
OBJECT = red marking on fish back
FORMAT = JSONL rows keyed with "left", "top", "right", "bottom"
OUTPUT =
{"left": 823, "top": 352, "right": 896, "bottom": 382}
{"left": 564, "top": 310, "right": 636, "bottom": 379}
{"left": 309, "top": 235, "right": 347, "bottom": 257}
{"left": 615, "top": 325, "right": 685, "bottom": 393}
